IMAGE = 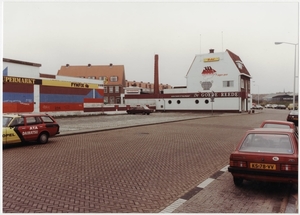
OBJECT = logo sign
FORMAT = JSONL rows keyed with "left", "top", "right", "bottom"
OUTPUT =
{"left": 3, "top": 76, "right": 36, "bottom": 84}
{"left": 203, "top": 57, "right": 220, "bottom": 62}
{"left": 272, "top": 157, "right": 279, "bottom": 161}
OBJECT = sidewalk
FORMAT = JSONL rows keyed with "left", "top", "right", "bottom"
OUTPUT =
{"left": 55, "top": 111, "right": 298, "bottom": 213}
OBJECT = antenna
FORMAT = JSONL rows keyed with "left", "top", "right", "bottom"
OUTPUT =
{"left": 221, "top": 31, "right": 223, "bottom": 52}
{"left": 200, "top": 34, "right": 201, "bottom": 55}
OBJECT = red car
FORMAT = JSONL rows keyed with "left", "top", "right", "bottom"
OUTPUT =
{"left": 260, "top": 120, "right": 298, "bottom": 138}
{"left": 260, "top": 120, "right": 296, "bottom": 129}
{"left": 228, "top": 128, "right": 298, "bottom": 186}
{"left": 3, "top": 113, "right": 60, "bottom": 145}
{"left": 287, "top": 110, "right": 298, "bottom": 126}
{"left": 126, "top": 106, "right": 154, "bottom": 115}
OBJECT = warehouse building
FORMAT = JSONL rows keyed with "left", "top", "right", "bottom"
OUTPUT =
{"left": 3, "top": 58, "right": 104, "bottom": 115}
{"left": 125, "top": 49, "right": 252, "bottom": 112}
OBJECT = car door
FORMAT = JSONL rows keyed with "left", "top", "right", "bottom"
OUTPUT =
{"left": 22, "top": 116, "right": 42, "bottom": 141}
{"left": 40, "top": 115, "right": 59, "bottom": 136}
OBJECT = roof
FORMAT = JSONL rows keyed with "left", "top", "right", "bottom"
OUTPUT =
{"left": 57, "top": 64, "right": 125, "bottom": 86}
{"left": 251, "top": 128, "right": 295, "bottom": 133}
{"left": 186, "top": 49, "right": 251, "bottom": 77}
{"left": 3, "top": 113, "right": 53, "bottom": 118}
{"left": 3, "top": 58, "right": 42, "bottom": 67}
{"left": 226, "top": 49, "right": 251, "bottom": 76}
{"left": 261, "top": 120, "right": 295, "bottom": 125}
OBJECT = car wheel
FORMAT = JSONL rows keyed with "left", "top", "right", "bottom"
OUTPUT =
{"left": 233, "top": 177, "right": 243, "bottom": 186}
{"left": 38, "top": 132, "right": 49, "bottom": 144}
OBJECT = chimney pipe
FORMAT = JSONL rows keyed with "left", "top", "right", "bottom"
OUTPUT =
{"left": 154, "top": 55, "right": 159, "bottom": 95}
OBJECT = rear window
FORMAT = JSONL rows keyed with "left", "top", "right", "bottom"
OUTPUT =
{"left": 41, "top": 116, "right": 55, "bottom": 123}
{"left": 239, "top": 133, "right": 293, "bottom": 154}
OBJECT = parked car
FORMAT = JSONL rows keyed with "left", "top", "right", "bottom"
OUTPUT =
{"left": 265, "top": 104, "right": 272, "bottom": 108}
{"left": 252, "top": 105, "right": 263, "bottom": 110}
{"left": 275, "top": 105, "right": 286, "bottom": 110}
{"left": 271, "top": 104, "right": 278, "bottom": 109}
{"left": 288, "top": 103, "right": 298, "bottom": 110}
{"left": 126, "top": 106, "right": 154, "bottom": 115}
{"left": 260, "top": 120, "right": 298, "bottom": 138}
{"left": 260, "top": 120, "right": 297, "bottom": 130}
{"left": 2, "top": 113, "right": 60, "bottom": 145}
{"left": 228, "top": 128, "right": 298, "bottom": 186}
{"left": 287, "top": 110, "right": 298, "bottom": 126}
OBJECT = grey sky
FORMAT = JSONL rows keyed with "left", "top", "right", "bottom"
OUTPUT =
{"left": 2, "top": 1, "right": 299, "bottom": 94}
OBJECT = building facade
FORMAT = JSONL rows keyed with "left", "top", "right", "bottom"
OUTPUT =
{"left": 57, "top": 64, "right": 125, "bottom": 104}
{"left": 3, "top": 58, "right": 104, "bottom": 115}
{"left": 125, "top": 49, "right": 252, "bottom": 112}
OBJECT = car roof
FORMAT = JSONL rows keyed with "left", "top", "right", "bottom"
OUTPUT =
{"left": 251, "top": 128, "right": 295, "bottom": 133}
{"left": 3, "top": 113, "right": 51, "bottom": 117}
{"left": 20, "top": 113, "right": 50, "bottom": 116}
{"left": 3, "top": 114, "right": 19, "bottom": 118}
{"left": 261, "top": 120, "right": 295, "bottom": 126}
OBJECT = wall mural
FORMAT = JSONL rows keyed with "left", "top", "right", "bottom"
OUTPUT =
{"left": 200, "top": 66, "right": 217, "bottom": 90}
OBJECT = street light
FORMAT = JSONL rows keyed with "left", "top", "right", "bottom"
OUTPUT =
{"left": 253, "top": 81, "right": 259, "bottom": 105}
{"left": 274, "top": 42, "right": 298, "bottom": 110}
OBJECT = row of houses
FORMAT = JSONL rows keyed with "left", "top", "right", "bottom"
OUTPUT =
{"left": 3, "top": 49, "right": 255, "bottom": 115}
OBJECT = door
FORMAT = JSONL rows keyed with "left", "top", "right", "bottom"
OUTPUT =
{"left": 22, "top": 116, "right": 42, "bottom": 141}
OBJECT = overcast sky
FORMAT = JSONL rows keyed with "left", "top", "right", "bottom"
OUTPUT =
{"left": 2, "top": 1, "right": 299, "bottom": 94}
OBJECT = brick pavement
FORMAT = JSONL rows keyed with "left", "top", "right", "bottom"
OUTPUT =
{"left": 3, "top": 109, "right": 298, "bottom": 213}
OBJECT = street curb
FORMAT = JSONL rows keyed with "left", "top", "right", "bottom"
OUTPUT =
{"left": 159, "top": 165, "right": 229, "bottom": 213}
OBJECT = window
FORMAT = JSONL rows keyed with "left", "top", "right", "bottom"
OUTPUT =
{"left": 100, "top": 76, "right": 108, "bottom": 84}
{"left": 115, "top": 86, "right": 119, "bottom": 93}
{"left": 110, "top": 96, "right": 115, "bottom": 104}
{"left": 87, "top": 76, "right": 96, "bottom": 79}
{"left": 109, "top": 86, "right": 114, "bottom": 93}
{"left": 26, "top": 117, "right": 42, "bottom": 125}
{"left": 235, "top": 61, "right": 244, "bottom": 70}
{"left": 195, "top": 100, "right": 199, "bottom": 104}
{"left": 177, "top": 100, "right": 181, "bottom": 104}
{"left": 104, "top": 97, "right": 108, "bottom": 104}
{"left": 3, "top": 117, "right": 13, "bottom": 127}
{"left": 11, "top": 117, "right": 25, "bottom": 126}
{"left": 168, "top": 100, "right": 172, "bottom": 104}
{"left": 240, "top": 134, "right": 293, "bottom": 154}
{"left": 241, "top": 79, "right": 244, "bottom": 89}
{"left": 110, "top": 76, "right": 118, "bottom": 82}
{"left": 223, "top": 81, "right": 234, "bottom": 87}
{"left": 104, "top": 87, "right": 107, "bottom": 93}
{"left": 41, "top": 116, "right": 55, "bottom": 123}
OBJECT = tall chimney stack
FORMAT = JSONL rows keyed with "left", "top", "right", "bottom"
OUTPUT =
{"left": 154, "top": 54, "right": 159, "bottom": 95}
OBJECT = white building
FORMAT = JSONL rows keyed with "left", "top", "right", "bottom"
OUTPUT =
{"left": 125, "top": 49, "right": 252, "bottom": 112}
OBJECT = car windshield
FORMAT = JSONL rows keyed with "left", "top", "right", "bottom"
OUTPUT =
{"left": 239, "top": 133, "right": 293, "bottom": 154}
{"left": 262, "top": 124, "right": 291, "bottom": 129}
{"left": 3, "top": 117, "right": 13, "bottom": 127}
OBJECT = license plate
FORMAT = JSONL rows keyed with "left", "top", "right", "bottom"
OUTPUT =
{"left": 250, "top": 163, "right": 276, "bottom": 170}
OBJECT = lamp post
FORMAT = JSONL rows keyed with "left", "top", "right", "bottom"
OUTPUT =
{"left": 275, "top": 42, "right": 298, "bottom": 110}
{"left": 253, "top": 81, "right": 259, "bottom": 105}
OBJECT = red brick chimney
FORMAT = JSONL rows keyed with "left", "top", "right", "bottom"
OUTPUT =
{"left": 154, "top": 54, "right": 159, "bottom": 96}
